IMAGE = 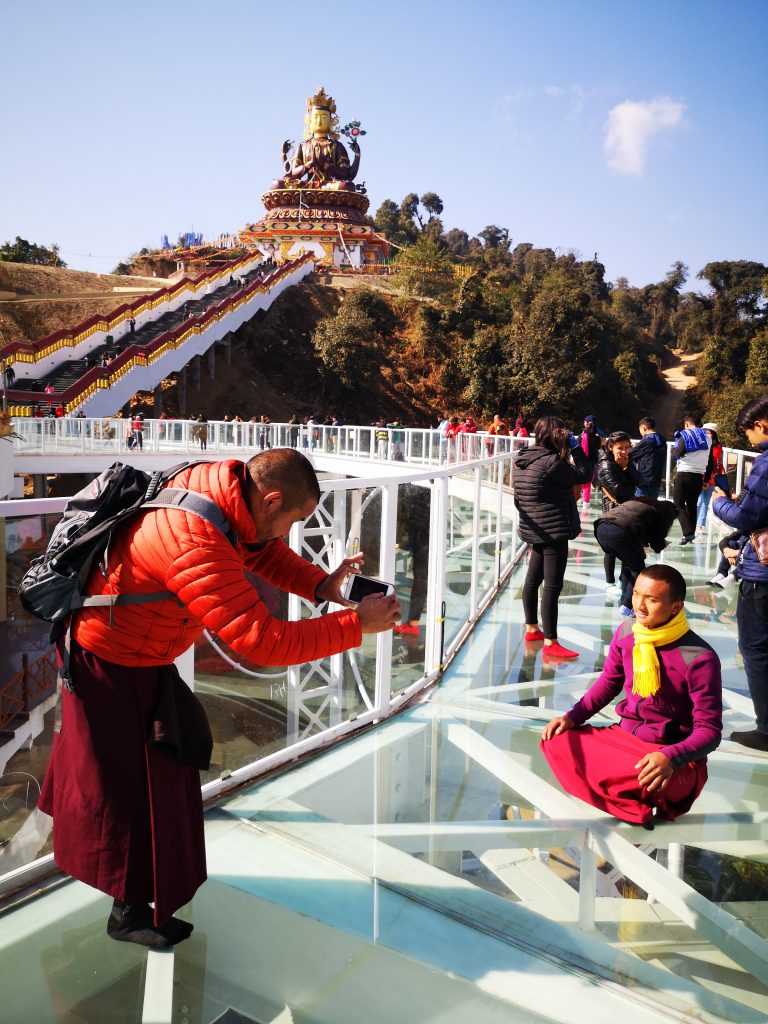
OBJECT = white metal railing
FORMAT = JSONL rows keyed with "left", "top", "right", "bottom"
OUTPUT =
{"left": 7, "top": 416, "right": 520, "bottom": 465}
{"left": 9, "top": 420, "right": 757, "bottom": 483}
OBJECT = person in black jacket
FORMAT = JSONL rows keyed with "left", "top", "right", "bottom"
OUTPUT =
{"left": 595, "top": 432, "right": 642, "bottom": 591}
{"left": 594, "top": 499, "right": 678, "bottom": 613}
{"left": 630, "top": 416, "right": 667, "bottom": 499}
{"left": 513, "top": 416, "right": 593, "bottom": 659}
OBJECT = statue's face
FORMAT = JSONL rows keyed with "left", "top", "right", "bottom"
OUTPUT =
{"left": 311, "top": 107, "right": 332, "bottom": 135}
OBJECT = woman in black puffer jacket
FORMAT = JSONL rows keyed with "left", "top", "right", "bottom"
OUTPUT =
{"left": 595, "top": 432, "right": 641, "bottom": 589}
{"left": 513, "top": 416, "right": 593, "bottom": 659}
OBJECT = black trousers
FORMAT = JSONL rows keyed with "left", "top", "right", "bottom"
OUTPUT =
{"left": 673, "top": 471, "right": 703, "bottom": 538}
{"left": 595, "top": 522, "right": 646, "bottom": 608}
{"left": 522, "top": 539, "right": 569, "bottom": 639}
{"left": 737, "top": 581, "right": 768, "bottom": 733}
{"left": 604, "top": 553, "right": 616, "bottom": 584}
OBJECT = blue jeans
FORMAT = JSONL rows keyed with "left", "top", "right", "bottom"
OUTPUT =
{"left": 635, "top": 484, "right": 660, "bottom": 499}
{"left": 737, "top": 580, "right": 768, "bottom": 733}
{"left": 697, "top": 485, "right": 713, "bottom": 528}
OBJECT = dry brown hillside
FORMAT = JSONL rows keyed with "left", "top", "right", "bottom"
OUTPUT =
{"left": 1, "top": 263, "right": 448, "bottom": 425}
{"left": 0, "top": 262, "right": 166, "bottom": 344}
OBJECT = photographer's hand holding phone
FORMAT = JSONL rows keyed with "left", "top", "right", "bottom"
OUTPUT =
{"left": 315, "top": 552, "right": 365, "bottom": 606}
{"left": 356, "top": 592, "right": 401, "bottom": 634}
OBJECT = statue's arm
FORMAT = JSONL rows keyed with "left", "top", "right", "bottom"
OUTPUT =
{"left": 345, "top": 139, "right": 360, "bottom": 181}
{"left": 332, "top": 139, "right": 359, "bottom": 181}
{"left": 287, "top": 142, "right": 312, "bottom": 179}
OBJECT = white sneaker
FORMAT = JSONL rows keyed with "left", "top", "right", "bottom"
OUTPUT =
{"left": 605, "top": 582, "right": 620, "bottom": 597}
{"left": 708, "top": 573, "right": 727, "bottom": 588}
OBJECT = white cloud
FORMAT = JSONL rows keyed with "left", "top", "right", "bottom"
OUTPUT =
{"left": 545, "top": 85, "right": 564, "bottom": 97}
{"left": 603, "top": 97, "right": 686, "bottom": 175}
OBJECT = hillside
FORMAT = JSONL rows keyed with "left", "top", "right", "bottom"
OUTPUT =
{"left": 0, "top": 262, "right": 164, "bottom": 345}
{"left": 146, "top": 281, "right": 440, "bottom": 425}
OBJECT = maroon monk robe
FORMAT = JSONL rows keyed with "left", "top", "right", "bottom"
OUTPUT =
{"left": 541, "top": 724, "right": 707, "bottom": 825}
{"left": 39, "top": 642, "right": 206, "bottom": 925}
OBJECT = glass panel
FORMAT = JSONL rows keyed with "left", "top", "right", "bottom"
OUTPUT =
{"left": 391, "top": 479, "right": 431, "bottom": 689}
{"left": 476, "top": 461, "right": 499, "bottom": 604}
{"left": 443, "top": 476, "right": 474, "bottom": 651}
{"left": 1, "top": 512, "right": 61, "bottom": 865}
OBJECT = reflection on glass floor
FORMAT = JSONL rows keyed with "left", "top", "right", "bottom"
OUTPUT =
{"left": 2, "top": 517, "right": 768, "bottom": 1023}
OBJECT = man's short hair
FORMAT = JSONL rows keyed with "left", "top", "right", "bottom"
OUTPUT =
{"left": 639, "top": 415, "right": 655, "bottom": 430}
{"left": 683, "top": 413, "right": 702, "bottom": 427}
{"left": 246, "top": 449, "right": 320, "bottom": 509}
{"left": 638, "top": 564, "right": 686, "bottom": 603}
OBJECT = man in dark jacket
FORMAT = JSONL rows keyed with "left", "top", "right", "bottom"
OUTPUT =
{"left": 712, "top": 395, "right": 768, "bottom": 749}
{"left": 594, "top": 499, "right": 678, "bottom": 612}
{"left": 630, "top": 416, "right": 667, "bottom": 499}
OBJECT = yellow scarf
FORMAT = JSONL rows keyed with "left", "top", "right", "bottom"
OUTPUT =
{"left": 631, "top": 609, "right": 689, "bottom": 697}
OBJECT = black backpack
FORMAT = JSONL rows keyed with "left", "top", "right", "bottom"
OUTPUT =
{"left": 18, "top": 460, "right": 237, "bottom": 635}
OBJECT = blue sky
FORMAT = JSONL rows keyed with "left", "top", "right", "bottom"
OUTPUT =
{"left": 2, "top": 0, "right": 765, "bottom": 289}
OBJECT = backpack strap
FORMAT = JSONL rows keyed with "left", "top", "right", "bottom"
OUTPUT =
{"left": 59, "top": 486, "right": 239, "bottom": 695}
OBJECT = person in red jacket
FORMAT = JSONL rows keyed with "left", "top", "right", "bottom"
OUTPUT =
{"left": 39, "top": 449, "right": 400, "bottom": 949}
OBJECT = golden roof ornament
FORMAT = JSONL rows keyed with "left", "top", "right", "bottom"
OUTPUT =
{"left": 304, "top": 85, "right": 340, "bottom": 140}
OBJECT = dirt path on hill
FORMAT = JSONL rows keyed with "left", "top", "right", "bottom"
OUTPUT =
{"left": 652, "top": 349, "right": 702, "bottom": 437}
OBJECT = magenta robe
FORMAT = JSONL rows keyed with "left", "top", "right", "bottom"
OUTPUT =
{"left": 39, "top": 642, "right": 206, "bottom": 925}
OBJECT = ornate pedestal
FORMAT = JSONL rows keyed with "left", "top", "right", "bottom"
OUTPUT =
{"left": 240, "top": 187, "right": 388, "bottom": 269}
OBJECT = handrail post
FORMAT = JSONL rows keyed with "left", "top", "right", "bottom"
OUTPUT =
{"left": 374, "top": 480, "right": 398, "bottom": 715}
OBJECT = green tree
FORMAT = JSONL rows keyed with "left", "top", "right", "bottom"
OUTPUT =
{"left": 669, "top": 291, "right": 712, "bottom": 352}
{"left": 420, "top": 192, "right": 444, "bottom": 220}
{"left": 374, "top": 199, "right": 401, "bottom": 238}
{"left": 395, "top": 237, "right": 455, "bottom": 299}
{"left": 745, "top": 327, "right": 768, "bottom": 388}
{"left": 698, "top": 260, "right": 767, "bottom": 336}
{"left": 422, "top": 217, "right": 445, "bottom": 244}
{"left": 477, "top": 225, "right": 510, "bottom": 251}
{"left": 400, "top": 193, "right": 422, "bottom": 229}
{"left": 0, "top": 236, "right": 66, "bottom": 267}
{"left": 444, "top": 228, "right": 471, "bottom": 257}
{"left": 312, "top": 299, "right": 382, "bottom": 391}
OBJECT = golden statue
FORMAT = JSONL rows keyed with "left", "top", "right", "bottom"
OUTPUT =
{"left": 273, "top": 86, "right": 360, "bottom": 190}
{"left": 241, "top": 85, "right": 387, "bottom": 269}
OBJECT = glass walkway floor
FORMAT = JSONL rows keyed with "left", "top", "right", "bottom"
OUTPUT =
{"left": 2, "top": 514, "right": 767, "bottom": 1024}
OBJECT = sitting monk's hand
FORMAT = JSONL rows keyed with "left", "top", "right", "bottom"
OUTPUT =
{"left": 635, "top": 751, "right": 673, "bottom": 792}
{"left": 542, "top": 716, "right": 574, "bottom": 741}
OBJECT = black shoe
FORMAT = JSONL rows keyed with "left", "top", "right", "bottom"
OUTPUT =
{"left": 107, "top": 901, "right": 194, "bottom": 948}
{"left": 729, "top": 730, "right": 768, "bottom": 751}
{"left": 678, "top": 535, "right": 696, "bottom": 546}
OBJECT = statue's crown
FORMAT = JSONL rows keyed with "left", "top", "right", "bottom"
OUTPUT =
{"left": 304, "top": 86, "right": 340, "bottom": 139}
{"left": 308, "top": 86, "right": 336, "bottom": 113}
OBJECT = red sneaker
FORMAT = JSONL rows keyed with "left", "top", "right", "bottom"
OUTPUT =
{"left": 395, "top": 623, "right": 420, "bottom": 636}
{"left": 543, "top": 642, "right": 579, "bottom": 660}
{"left": 524, "top": 629, "right": 545, "bottom": 643}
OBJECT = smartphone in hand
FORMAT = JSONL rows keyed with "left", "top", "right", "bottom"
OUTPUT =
{"left": 342, "top": 573, "right": 395, "bottom": 604}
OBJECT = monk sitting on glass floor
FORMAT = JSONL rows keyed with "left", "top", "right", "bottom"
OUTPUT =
{"left": 541, "top": 564, "right": 722, "bottom": 826}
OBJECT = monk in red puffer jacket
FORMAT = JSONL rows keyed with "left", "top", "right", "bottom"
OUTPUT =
{"left": 40, "top": 451, "right": 400, "bottom": 948}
